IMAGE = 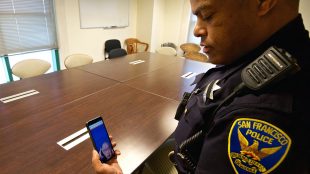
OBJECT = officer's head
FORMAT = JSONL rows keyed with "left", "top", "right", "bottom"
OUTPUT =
{"left": 190, "top": 0, "right": 300, "bottom": 65}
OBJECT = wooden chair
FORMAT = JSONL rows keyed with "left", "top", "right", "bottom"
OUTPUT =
{"left": 12, "top": 59, "right": 51, "bottom": 79}
{"left": 64, "top": 54, "right": 93, "bottom": 69}
{"left": 180, "top": 43, "right": 201, "bottom": 54}
{"left": 180, "top": 43, "right": 208, "bottom": 62}
{"left": 125, "top": 38, "right": 149, "bottom": 54}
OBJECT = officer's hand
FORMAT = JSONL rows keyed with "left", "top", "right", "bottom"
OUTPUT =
{"left": 92, "top": 150, "right": 122, "bottom": 174}
{"left": 92, "top": 136, "right": 123, "bottom": 174}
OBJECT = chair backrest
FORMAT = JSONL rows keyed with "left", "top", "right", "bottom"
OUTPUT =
{"left": 156, "top": 47, "right": 177, "bottom": 56}
{"left": 180, "top": 43, "right": 201, "bottom": 54}
{"left": 104, "top": 39, "right": 121, "bottom": 57}
{"left": 12, "top": 59, "right": 51, "bottom": 79}
{"left": 108, "top": 48, "right": 127, "bottom": 59}
{"left": 64, "top": 54, "right": 93, "bottom": 69}
{"left": 125, "top": 38, "right": 149, "bottom": 54}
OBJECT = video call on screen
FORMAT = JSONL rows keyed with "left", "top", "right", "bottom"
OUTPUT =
{"left": 89, "top": 120, "right": 113, "bottom": 161}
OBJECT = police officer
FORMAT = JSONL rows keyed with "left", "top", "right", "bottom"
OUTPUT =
{"left": 92, "top": 0, "right": 309, "bottom": 173}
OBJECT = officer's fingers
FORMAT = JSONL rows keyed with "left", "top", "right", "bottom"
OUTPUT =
{"left": 92, "top": 150, "right": 102, "bottom": 170}
{"left": 114, "top": 149, "right": 121, "bottom": 156}
{"left": 92, "top": 150, "right": 120, "bottom": 174}
{"left": 112, "top": 141, "right": 117, "bottom": 147}
{"left": 109, "top": 135, "right": 113, "bottom": 141}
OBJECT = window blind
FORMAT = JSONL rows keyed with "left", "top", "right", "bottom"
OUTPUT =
{"left": 0, "top": 0, "right": 58, "bottom": 56}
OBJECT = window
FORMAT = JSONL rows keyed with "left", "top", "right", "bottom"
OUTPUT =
{"left": 0, "top": 59, "right": 7, "bottom": 84}
{"left": 0, "top": 0, "right": 58, "bottom": 55}
{"left": 0, "top": 0, "right": 59, "bottom": 84}
{"left": 187, "top": 14, "right": 200, "bottom": 44}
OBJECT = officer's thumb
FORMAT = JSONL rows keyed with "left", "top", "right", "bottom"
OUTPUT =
{"left": 92, "top": 150, "right": 101, "bottom": 167}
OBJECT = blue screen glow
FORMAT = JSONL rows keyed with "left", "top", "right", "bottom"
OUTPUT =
{"left": 89, "top": 120, "right": 114, "bottom": 162}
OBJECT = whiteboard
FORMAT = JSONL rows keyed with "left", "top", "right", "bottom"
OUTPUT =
{"left": 79, "top": 0, "right": 129, "bottom": 29}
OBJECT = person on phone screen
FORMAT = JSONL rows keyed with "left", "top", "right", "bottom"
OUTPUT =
{"left": 99, "top": 142, "right": 113, "bottom": 161}
{"left": 92, "top": 0, "right": 309, "bottom": 173}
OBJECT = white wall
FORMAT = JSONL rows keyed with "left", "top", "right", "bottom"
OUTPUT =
{"left": 162, "top": 0, "right": 191, "bottom": 50}
{"left": 136, "top": 0, "right": 154, "bottom": 47}
{"left": 54, "top": 0, "right": 137, "bottom": 69}
{"left": 299, "top": 0, "right": 310, "bottom": 34}
{"left": 178, "top": 1, "right": 192, "bottom": 47}
{"left": 136, "top": 0, "right": 191, "bottom": 52}
{"left": 55, "top": 0, "right": 190, "bottom": 68}
{"left": 150, "top": 0, "right": 165, "bottom": 52}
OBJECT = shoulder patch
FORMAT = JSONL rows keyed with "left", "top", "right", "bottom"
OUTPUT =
{"left": 228, "top": 118, "right": 291, "bottom": 174}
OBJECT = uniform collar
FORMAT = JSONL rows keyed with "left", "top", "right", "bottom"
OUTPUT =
{"left": 217, "top": 14, "right": 309, "bottom": 70}
{"left": 262, "top": 14, "right": 309, "bottom": 58}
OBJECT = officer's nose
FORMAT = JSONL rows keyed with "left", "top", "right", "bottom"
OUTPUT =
{"left": 193, "top": 20, "right": 207, "bottom": 38}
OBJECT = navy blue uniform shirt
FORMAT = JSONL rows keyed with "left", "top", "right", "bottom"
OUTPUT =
{"left": 173, "top": 15, "right": 310, "bottom": 174}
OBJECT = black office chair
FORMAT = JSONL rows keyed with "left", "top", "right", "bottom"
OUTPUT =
{"left": 108, "top": 48, "right": 127, "bottom": 59}
{"left": 104, "top": 39, "right": 122, "bottom": 59}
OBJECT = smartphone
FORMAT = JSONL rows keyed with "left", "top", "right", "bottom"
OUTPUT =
{"left": 86, "top": 116, "right": 115, "bottom": 163}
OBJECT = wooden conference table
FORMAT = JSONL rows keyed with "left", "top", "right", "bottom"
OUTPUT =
{"left": 0, "top": 52, "right": 213, "bottom": 174}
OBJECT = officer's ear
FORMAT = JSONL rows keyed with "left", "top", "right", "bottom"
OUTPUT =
{"left": 256, "top": 0, "right": 278, "bottom": 16}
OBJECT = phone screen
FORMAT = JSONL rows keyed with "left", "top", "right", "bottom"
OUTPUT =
{"left": 86, "top": 117, "right": 115, "bottom": 163}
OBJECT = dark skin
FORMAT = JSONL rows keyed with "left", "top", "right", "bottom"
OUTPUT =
{"left": 192, "top": 0, "right": 299, "bottom": 65}
{"left": 91, "top": 0, "right": 299, "bottom": 173}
